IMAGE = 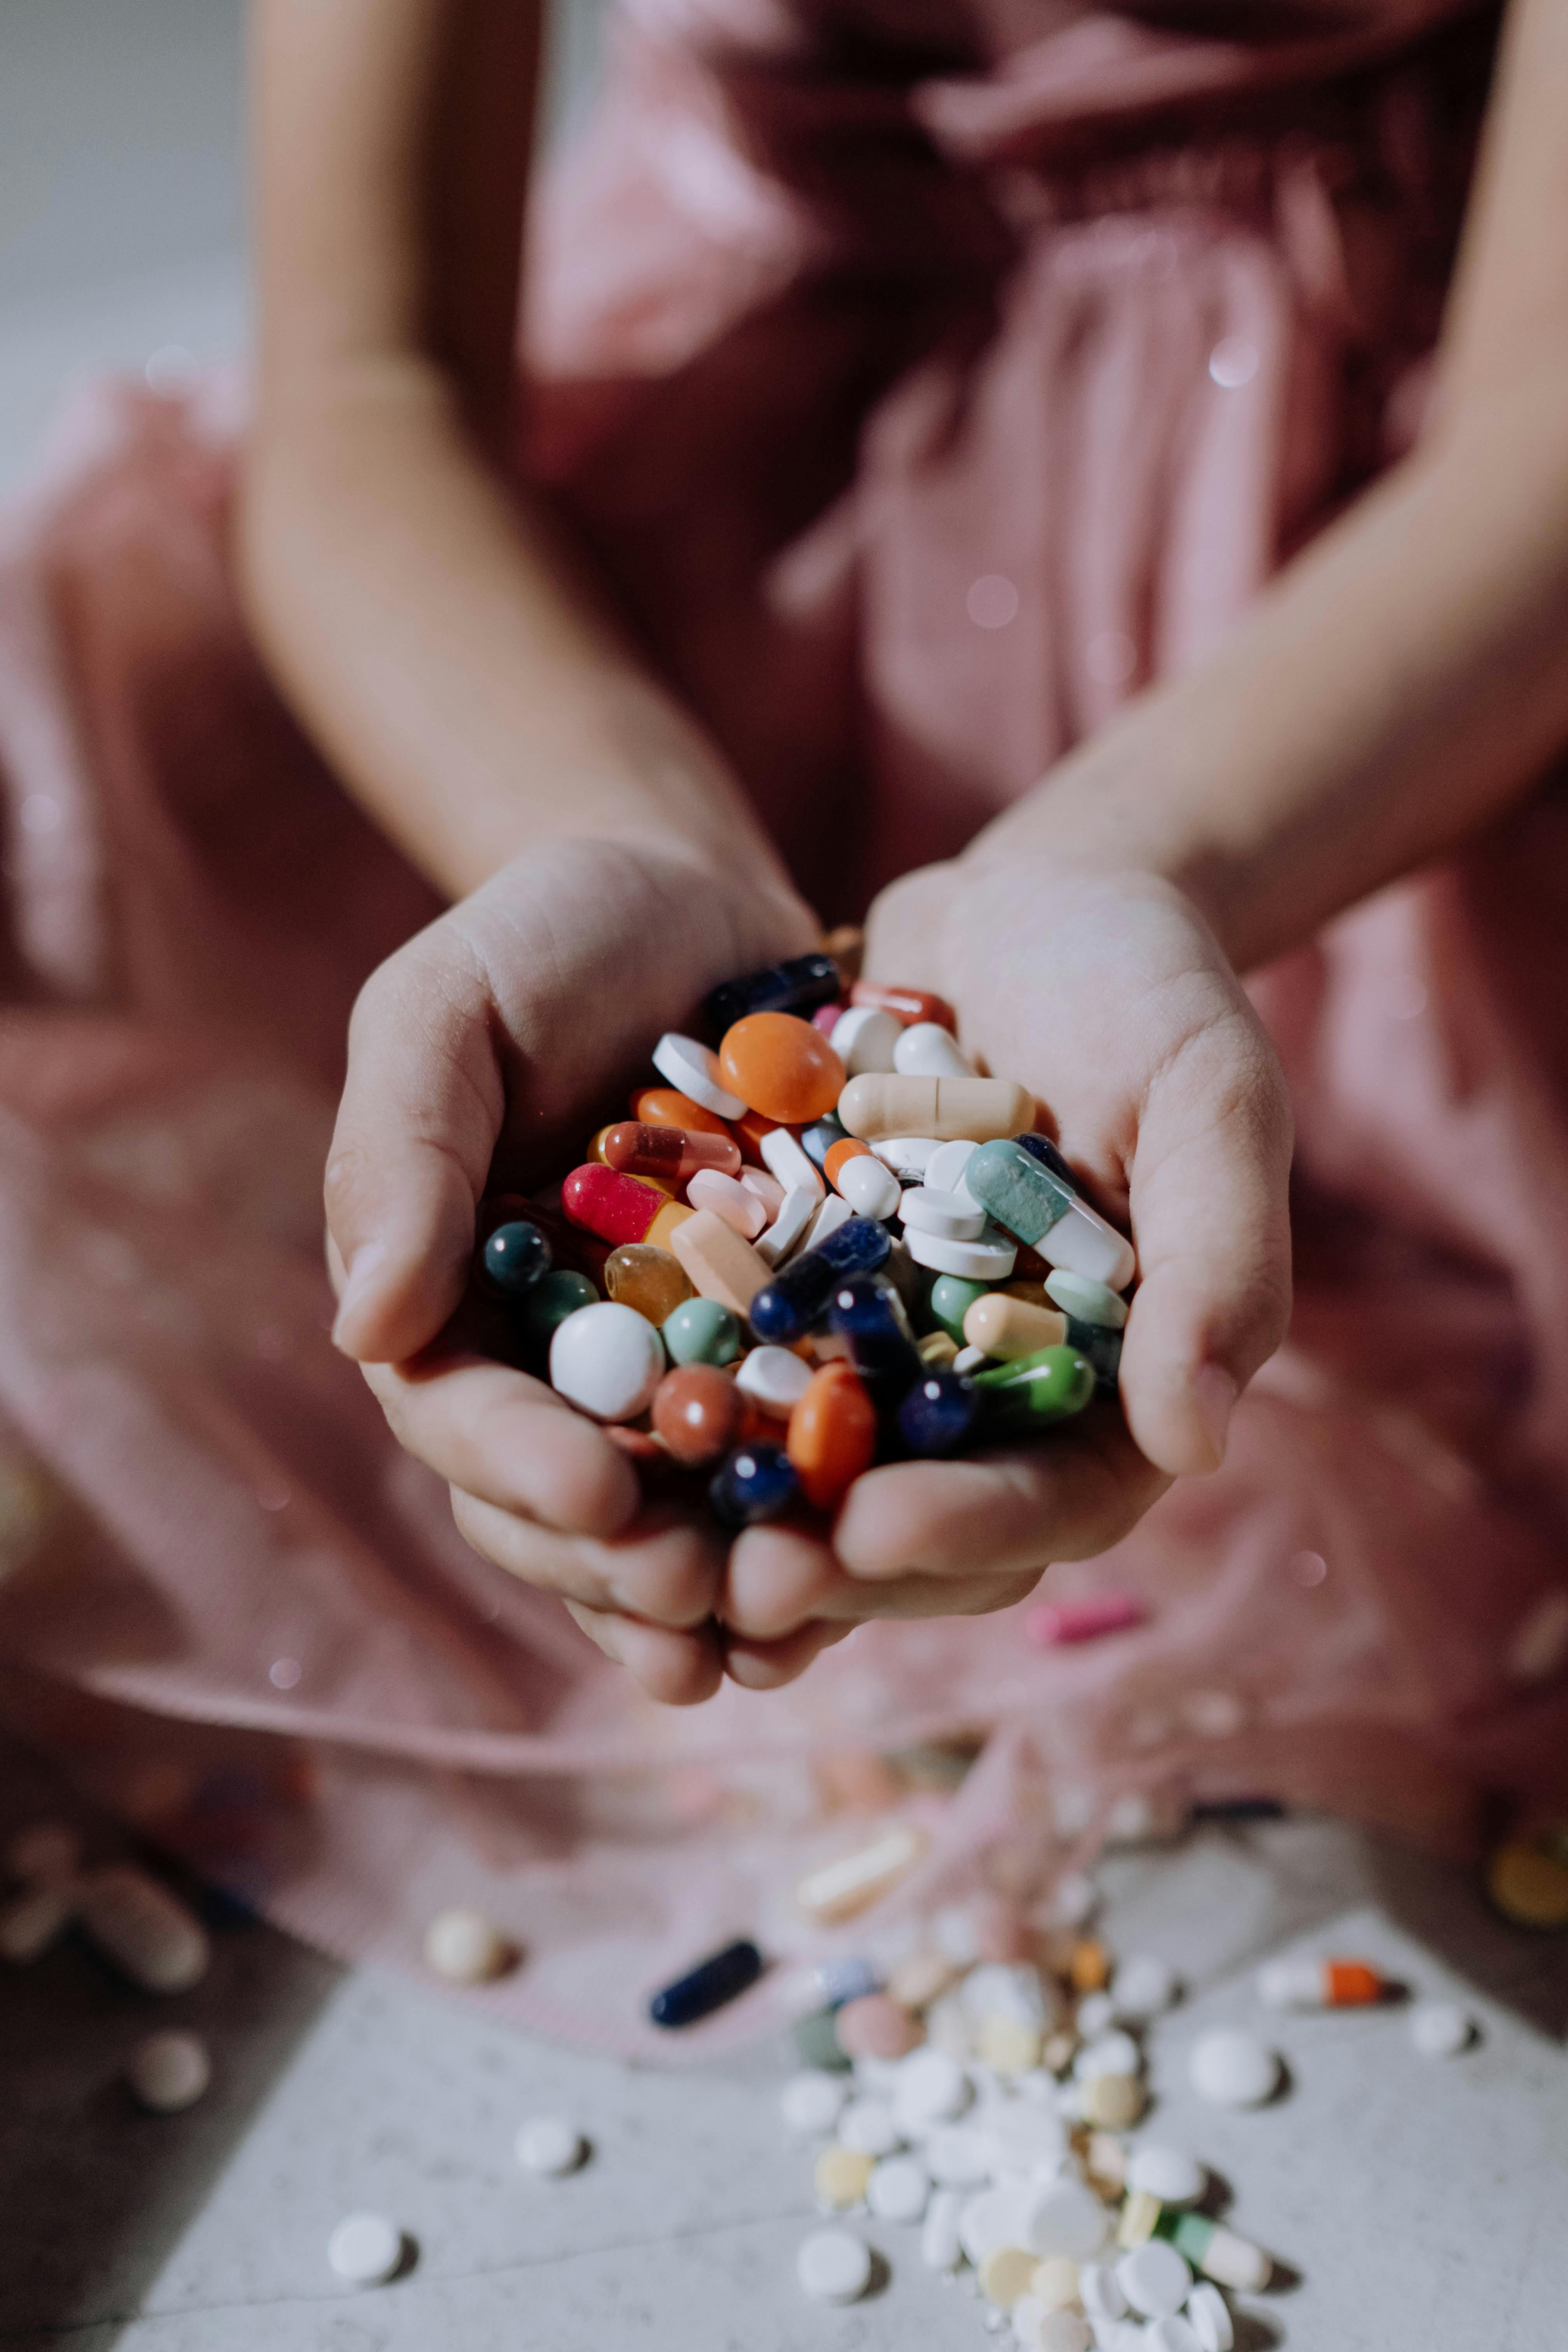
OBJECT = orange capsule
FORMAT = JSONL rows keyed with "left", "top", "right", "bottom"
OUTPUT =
{"left": 850, "top": 981, "right": 957, "bottom": 1031}
{"left": 603, "top": 1122, "right": 742, "bottom": 1182}
{"left": 630, "top": 1085, "right": 734, "bottom": 1142}
{"left": 561, "top": 1165, "right": 671, "bottom": 1247}
{"left": 718, "top": 1013, "right": 844, "bottom": 1126}
{"left": 823, "top": 1137, "right": 873, "bottom": 1192}
{"left": 787, "top": 1362, "right": 877, "bottom": 1512}
{"left": 1258, "top": 1956, "right": 1391, "bottom": 2008}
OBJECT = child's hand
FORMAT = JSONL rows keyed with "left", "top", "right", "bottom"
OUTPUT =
{"left": 326, "top": 835, "right": 827, "bottom": 1705}
{"left": 717, "top": 854, "right": 1293, "bottom": 1681}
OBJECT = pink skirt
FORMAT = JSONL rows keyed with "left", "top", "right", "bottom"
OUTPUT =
{"left": 2, "top": 0, "right": 1563, "bottom": 2056}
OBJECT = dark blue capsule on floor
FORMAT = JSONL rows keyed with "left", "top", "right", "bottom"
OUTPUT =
{"left": 829, "top": 1276, "right": 923, "bottom": 1404}
{"left": 649, "top": 1936, "right": 766, "bottom": 2027}
{"left": 801, "top": 1114, "right": 847, "bottom": 1171}
{"left": 748, "top": 1215, "right": 892, "bottom": 1342}
{"left": 898, "top": 1367, "right": 983, "bottom": 1457}
{"left": 703, "top": 953, "right": 842, "bottom": 1036}
{"left": 1065, "top": 1312, "right": 1123, "bottom": 1395}
{"left": 1015, "top": 1132, "right": 1080, "bottom": 1191}
{"left": 708, "top": 1443, "right": 800, "bottom": 1530}
{"left": 480, "top": 1220, "right": 553, "bottom": 1298}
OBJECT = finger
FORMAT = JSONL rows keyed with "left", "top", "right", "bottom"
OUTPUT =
{"left": 562, "top": 1598, "right": 725, "bottom": 1707}
{"left": 326, "top": 941, "right": 503, "bottom": 1364}
{"left": 723, "top": 1523, "right": 843, "bottom": 1640}
{"left": 722, "top": 1619, "right": 855, "bottom": 1690}
{"left": 832, "top": 1415, "right": 1169, "bottom": 1579}
{"left": 1122, "top": 1004, "right": 1294, "bottom": 1476}
{"left": 362, "top": 1350, "right": 639, "bottom": 1539}
{"left": 451, "top": 1487, "right": 725, "bottom": 1626}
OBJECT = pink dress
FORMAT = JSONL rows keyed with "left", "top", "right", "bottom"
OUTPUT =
{"left": 2, "top": 0, "right": 1561, "bottom": 2054}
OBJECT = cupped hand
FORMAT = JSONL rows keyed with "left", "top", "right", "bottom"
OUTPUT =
{"left": 717, "top": 852, "right": 1293, "bottom": 1677}
{"left": 326, "top": 833, "right": 829, "bottom": 1705}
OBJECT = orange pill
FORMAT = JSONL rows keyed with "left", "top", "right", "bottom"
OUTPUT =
{"left": 823, "top": 1137, "right": 873, "bottom": 1191}
{"left": 718, "top": 1013, "right": 844, "bottom": 1126}
{"left": 630, "top": 1085, "right": 734, "bottom": 1142}
{"left": 729, "top": 1106, "right": 781, "bottom": 1167}
{"left": 787, "top": 1361, "right": 877, "bottom": 1511}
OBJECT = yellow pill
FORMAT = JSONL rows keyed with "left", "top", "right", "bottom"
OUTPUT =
{"left": 647, "top": 1201, "right": 696, "bottom": 1251}
{"left": 917, "top": 1330, "right": 959, "bottom": 1369}
{"left": 1117, "top": 2189, "right": 1162, "bottom": 2247}
{"left": 976, "top": 2015, "right": 1044, "bottom": 2074}
{"left": 1032, "top": 2256, "right": 1081, "bottom": 2310}
{"left": 1069, "top": 1937, "right": 1111, "bottom": 1992}
{"left": 813, "top": 2145, "right": 875, "bottom": 2208}
{"left": 979, "top": 2246, "right": 1039, "bottom": 2309}
{"left": 1081, "top": 2072, "right": 1146, "bottom": 2128}
{"left": 1486, "top": 1837, "right": 1568, "bottom": 1929}
{"left": 962, "top": 1293, "right": 1068, "bottom": 1360}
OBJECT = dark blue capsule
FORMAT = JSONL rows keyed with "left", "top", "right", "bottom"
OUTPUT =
{"left": 480, "top": 1220, "right": 553, "bottom": 1298}
{"left": 898, "top": 1368, "right": 983, "bottom": 1457}
{"left": 708, "top": 1443, "right": 800, "bottom": 1530}
{"left": 829, "top": 1276, "right": 922, "bottom": 1404}
{"left": 748, "top": 1216, "right": 892, "bottom": 1342}
{"left": 801, "top": 1114, "right": 847, "bottom": 1171}
{"left": 1065, "top": 1313, "right": 1122, "bottom": 1395}
{"left": 1015, "top": 1132, "right": 1080, "bottom": 1191}
{"left": 703, "top": 953, "right": 842, "bottom": 1036}
{"left": 649, "top": 1936, "right": 765, "bottom": 2027}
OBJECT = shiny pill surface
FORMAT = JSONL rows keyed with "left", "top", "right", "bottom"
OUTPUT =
{"left": 837, "top": 1074, "right": 1034, "bottom": 1144}
{"left": 602, "top": 1122, "right": 740, "bottom": 1180}
{"left": 718, "top": 1013, "right": 844, "bottom": 1125}
{"left": 788, "top": 1362, "right": 877, "bottom": 1508}
{"left": 652, "top": 1365, "right": 745, "bottom": 1463}
{"left": 652, "top": 1032, "right": 747, "bottom": 1119}
{"left": 686, "top": 1168, "right": 767, "bottom": 1237}
{"left": 561, "top": 1165, "right": 672, "bottom": 1248}
{"left": 548, "top": 1302, "right": 665, "bottom": 1422}
{"left": 604, "top": 1242, "right": 692, "bottom": 1324}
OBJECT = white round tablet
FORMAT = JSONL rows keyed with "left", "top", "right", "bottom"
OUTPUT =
{"left": 958, "top": 2184, "right": 1036, "bottom": 2266}
{"left": 422, "top": 1908, "right": 513, "bottom": 1984}
{"left": 830, "top": 1006, "right": 902, "bottom": 1076}
{"left": 1025, "top": 2178, "right": 1111, "bottom": 2261}
{"left": 1110, "top": 1953, "right": 1179, "bottom": 2021}
{"left": 781, "top": 2070, "right": 850, "bottom": 2134}
{"left": 867, "top": 2152, "right": 930, "bottom": 2222}
{"left": 838, "top": 2097, "right": 902, "bottom": 2156}
{"left": 796, "top": 2225, "right": 872, "bottom": 2303}
{"left": 1074, "top": 1991, "right": 1115, "bottom": 2037}
{"left": 548, "top": 1301, "right": 665, "bottom": 1422}
{"left": 836, "top": 1154, "right": 902, "bottom": 1220}
{"left": 1410, "top": 1999, "right": 1476, "bottom": 2058}
{"left": 904, "top": 1224, "right": 1017, "bottom": 1279}
{"left": 892, "top": 2045, "right": 971, "bottom": 2126}
{"left": 900, "top": 1187, "right": 986, "bottom": 1241}
{"left": 650, "top": 1032, "right": 746, "bottom": 1118}
{"left": 869, "top": 1134, "right": 941, "bottom": 1178}
{"left": 924, "top": 1137, "right": 981, "bottom": 1200}
{"left": 327, "top": 2211, "right": 405, "bottom": 2286}
{"left": 922, "top": 2184, "right": 965, "bottom": 2269}
{"left": 1185, "top": 2280, "right": 1235, "bottom": 2352}
{"left": 1073, "top": 2029, "right": 1141, "bottom": 2082}
{"left": 1077, "top": 2260, "right": 1128, "bottom": 2321}
{"left": 926, "top": 2122, "right": 993, "bottom": 2185}
{"left": 1125, "top": 2143, "right": 1205, "bottom": 2206}
{"left": 1030, "top": 2313, "right": 1092, "bottom": 2352}
{"left": 126, "top": 2030, "right": 210, "bottom": 2113}
{"left": 736, "top": 1344, "right": 814, "bottom": 1414}
{"left": 893, "top": 1022, "right": 974, "bottom": 1078}
{"left": 1187, "top": 2028, "right": 1281, "bottom": 2108}
{"left": 1116, "top": 2238, "right": 1193, "bottom": 2318}
{"left": 1144, "top": 2319, "right": 1203, "bottom": 2352}
{"left": 515, "top": 2116, "right": 587, "bottom": 2175}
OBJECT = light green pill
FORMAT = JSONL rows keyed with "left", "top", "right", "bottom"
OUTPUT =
{"left": 1044, "top": 1268, "right": 1128, "bottom": 1330}
{"left": 794, "top": 2004, "right": 853, "bottom": 2073}
{"left": 965, "top": 1137, "right": 1075, "bottom": 1247}
{"left": 661, "top": 1296, "right": 742, "bottom": 1366}
{"left": 522, "top": 1269, "right": 598, "bottom": 1341}
{"left": 982, "top": 1345, "right": 1095, "bottom": 1427}
{"left": 927, "top": 1273, "right": 991, "bottom": 1344}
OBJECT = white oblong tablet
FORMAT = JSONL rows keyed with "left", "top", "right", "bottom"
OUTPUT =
{"left": 651, "top": 1032, "right": 746, "bottom": 1119}
{"left": 1186, "top": 2280, "right": 1235, "bottom": 2352}
{"left": 867, "top": 2152, "right": 930, "bottom": 2223}
{"left": 831, "top": 1006, "right": 902, "bottom": 1076}
{"left": 869, "top": 1134, "right": 941, "bottom": 1178}
{"left": 1036, "top": 1195, "right": 1135, "bottom": 1292}
{"left": 687, "top": 1168, "right": 766, "bottom": 1237}
{"left": 1125, "top": 2143, "right": 1205, "bottom": 2206}
{"left": 800, "top": 1192, "right": 853, "bottom": 1254}
{"left": 1025, "top": 2178, "right": 1111, "bottom": 2261}
{"left": 736, "top": 1345, "right": 814, "bottom": 1415}
{"left": 904, "top": 1224, "right": 1017, "bottom": 1279}
{"left": 1044, "top": 1269, "right": 1128, "bottom": 1330}
{"left": 1116, "top": 2240, "right": 1192, "bottom": 2319}
{"left": 327, "top": 2210, "right": 405, "bottom": 2285}
{"left": 1078, "top": 2260, "right": 1128, "bottom": 2322}
{"left": 837, "top": 1155, "right": 902, "bottom": 1220}
{"left": 1410, "top": 1999, "right": 1476, "bottom": 2058}
{"left": 126, "top": 2029, "right": 210, "bottom": 2113}
{"left": 759, "top": 1125, "right": 825, "bottom": 1201}
{"left": 893, "top": 1022, "right": 974, "bottom": 1078}
{"left": 921, "top": 2184, "right": 965, "bottom": 2269}
{"left": 76, "top": 1866, "right": 210, "bottom": 1994}
{"left": 797, "top": 2225, "right": 872, "bottom": 2303}
{"left": 1187, "top": 2028, "right": 1280, "bottom": 2108}
{"left": 899, "top": 1187, "right": 985, "bottom": 1241}
{"left": 548, "top": 1301, "right": 665, "bottom": 1423}
{"left": 515, "top": 2116, "right": 587, "bottom": 2175}
{"left": 781, "top": 2070, "right": 850, "bottom": 2135}
{"left": 755, "top": 1185, "right": 818, "bottom": 1266}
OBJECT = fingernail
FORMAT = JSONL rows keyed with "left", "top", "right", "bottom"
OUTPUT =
{"left": 331, "top": 1243, "right": 388, "bottom": 1349}
{"left": 1192, "top": 1365, "right": 1238, "bottom": 1469}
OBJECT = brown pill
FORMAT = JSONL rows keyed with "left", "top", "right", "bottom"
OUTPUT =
{"left": 604, "top": 1243, "right": 694, "bottom": 1325}
{"left": 603, "top": 1123, "right": 741, "bottom": 1182}
{"left": 652, "top": 1365, "right": 744, "bottom": 1466}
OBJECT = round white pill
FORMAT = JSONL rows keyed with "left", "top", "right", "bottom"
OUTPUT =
{"left": 904, "top": 1224, "right": 1017, "bottom": 1279}
{"left": 736, "top": 1344, "right": 814, "bottom": 1414}
{"left": 1125, "top": 2143, "right": 1205, "bottom": 2206}
{"left": 924, "top": 1136, "right": 980, "bottom": 1201}
{"left": 548, "top": 1301, "right": 664, "bottom": 1423}
{"left": 327, "top": 2211, "right": 405, "bottom": 2286}
{"left": 126, "top": 2030, "right": 210, "bottom": 2113}
{"left": 1185, "top": 2280, "right": 1235, "bottom": 2352}
{"left": 1074, "top": 1990, "right": 1116, "bottom": 2037}
{"left": 838, "top": 2097, "right": 902, "bottom": 2156}
{"left": 1116, "top": 2240, "right": 1192, "bottom": 2318}
{"left": 1025, "top": 2178, "right": 1111, "bottom": 2261}
{"left": 893, "top": 1022, "right": 974, "bottom": 1078}
{"left": 1078, "top": 2260, "right": 1128, "bottom": 2322}
{"left": 927, "top": 2122, "right": 993, "bottom": 2184}
{"left": 869, "top": 1134, "right": 941, "bottom": 1178}
{"left": 900, "top": 1187, "right": 986, "bottom": 1241}
{"left": 1036, "top": 2317, "right": 1093, "bottom": 2352}
{"left": 1110, "top": 1953, "right": 1179, "bottom": 2021}
{"left": 650, "top": 1032, "right": 746, "bottom": 1118}
{"left": 781, "top": 2070, "right": 850, "bottom": 2134}
{"left": 959, "top": 2185, "right": 1037, "bottom": 2266}
{"left": 515, "top": 2116, "right": 587, "bottom": 2175}
{"left": 1144, "top": 2320, "right": 1203, "bottom": 2352}
{"left": 830, "top": 1006, "right": 902, "bottom": 1076}
{"left": 1187, "top": 2028, "right": 1281, "bottom": 2108}
{"left": 796, "top": 2225, "right": 872, "bottom": 2303}
{"left": 422, "top": 1908, "right": 514, "bottom": 1984}
{"left": 1410, "top": 1999, "right": 1476, "bottom": 2058}
{"left": 867, "top": 2152, "right": 930, "bottom": 2222}
{"left": 1074, "top": 2029, "right": 1141, "bottom": 2082}
{"left": 1043, "top": 1268, "right": 1129, "bottom": 1329}
{"left": 837, "top": 1154, "right": 902, "bottom": 1220}
{"left": 6, "top": 1818, "right": 80, "bottom": 1883}
{"left": 892, "top": 2045, "right": 971, "bottom": 2126}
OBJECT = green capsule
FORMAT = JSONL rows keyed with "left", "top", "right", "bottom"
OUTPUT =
{"left": 522, "top": 1268, "right": 598, "bottom": 1342}
{"left": 927, "top": 1273, "right": 992, "bottom": 1345}
{"left": 793, "top": 2003, "right": 853, "bottom": 2072}
{"left": 981, "top": 1344, "right": 1095, "bottom": 1427}
{"left": 662, "top": 1296, "right": 743, "bottom": 1367}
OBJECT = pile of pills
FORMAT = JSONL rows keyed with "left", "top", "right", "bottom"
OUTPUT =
{"left": 471, "top": 949, "right": 1138, "bottom": 1528}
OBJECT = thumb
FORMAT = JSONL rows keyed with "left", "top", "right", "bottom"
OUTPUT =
{"left": 325, "top": 941, "right": 504, "bottom": 1363}
{"left": 1118, "top": 1004, "right": 1294, "bottom": 1476}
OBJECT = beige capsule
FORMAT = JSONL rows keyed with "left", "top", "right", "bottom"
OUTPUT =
{"left": 962, "top": 1294, "right": 1068, "bottom": 1360}
{"left": 1081, "top": 2070, "right": 1147, "bottom": 2128}
{"left": 836, "top": 1075, "right": 1035, "bottom": 1144}
{"left": 668, "top": 1208, "right": 771, "bottom": 1318}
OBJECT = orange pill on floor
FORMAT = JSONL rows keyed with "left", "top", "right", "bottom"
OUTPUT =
{"left": 718, "top": 1013, "right": 845, "bottom": 1125}
{"left": 787, "top": 1362, "right": 877, "bottom": 1511}
{"left": 823, "top": 1137, "right": 873, "bottom": 1191}
{"left": 629, "top": 1085, "right": 734, "bottom": 1141}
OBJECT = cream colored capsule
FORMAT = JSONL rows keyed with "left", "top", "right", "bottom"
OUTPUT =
{"left": 962, "top": 1294, "right": 1068, "bottom": 1361}
{"left": 669, "top": 1208, "right": 772, "bottom": 1318}
{"left": 837, "top": 1075, "right": 1034, "bottom": 1144}
{"left": 76, "top": 1865, "right": 210, "bottom": 1993}
{"left": 796, "top": 1823, "right": 929, "bottom": 1924}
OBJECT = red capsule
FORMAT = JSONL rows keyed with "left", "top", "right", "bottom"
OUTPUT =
{"left": 602, "top": 1122, "right": 741, "bottom": 1182}
{"left": 849, "top": 981, "right": 957, "bottom": 1031}
{"left": 561, "top": 1165, "right": 670, "bottom": 1247}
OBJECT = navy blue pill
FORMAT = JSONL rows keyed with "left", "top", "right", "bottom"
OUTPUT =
{"left": 1065, "top": 1313, "right": 1122, "bottom": 1395}
{"left": 829, "top": 1276, "right": 922, "bottom": 1403}
{"left": 649, "top": 1936, "right": 765, "bottom": 2027}
{"left": 708, "top": 1443, "right": 800, "bottom": 1530}
{"left": 748, "top": 1215, "right": 892, "bottom": 1342}
{"left": 480, "top": 1220, "right": 553, "bottom": 1298}
{"left": 801, "top": 1114, "right": 847, "bottom": 1171}
{"left": 1015, "top": 1132, "right": 1079, "bottom": 1191}
{"left": 703, "top": 953, "right": 842, "bottom": 1035}
{"left": 898, "top": 1368, "right": 983, "bottom": 1457}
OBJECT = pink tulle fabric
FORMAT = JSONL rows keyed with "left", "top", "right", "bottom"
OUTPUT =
{"left": 3, "top": 0, "right": 1564, "bottom": 2056}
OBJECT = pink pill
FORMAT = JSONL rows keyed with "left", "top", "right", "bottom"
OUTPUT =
{"left": 739, "top": 1166, "right": 786, "bottom": 1216}
{"left": 1025, "top": 1591, "right": 1148, "bottom": 1646}
{"left": 834, "top": 1993, "right": 923, "bottom": 2060}
{"left": 686, "top": 1168, "right": 766, "bottom": 1239}
{"left": 811, "top": 1002, "right": 847, "bottom": 1036}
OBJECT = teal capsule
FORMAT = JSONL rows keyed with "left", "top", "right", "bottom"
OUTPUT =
{"left": 927, "top": 1272, "right": 992, "bottom": 1345}
{"left": 1044, "top": 1267, "right": 1128, "bottom": 1330}
{"left": 662, "top": 1296, "right": 743, "bottom": 1367}
{"left": 966, "top": 1137, "right": 1075, "bottom": 1248}
{"left": 522, "top": 1268, "right": 598, "bottom": 1343}
{"left": 981, "top": 1344, "right": 1095, "bottom": 1428}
